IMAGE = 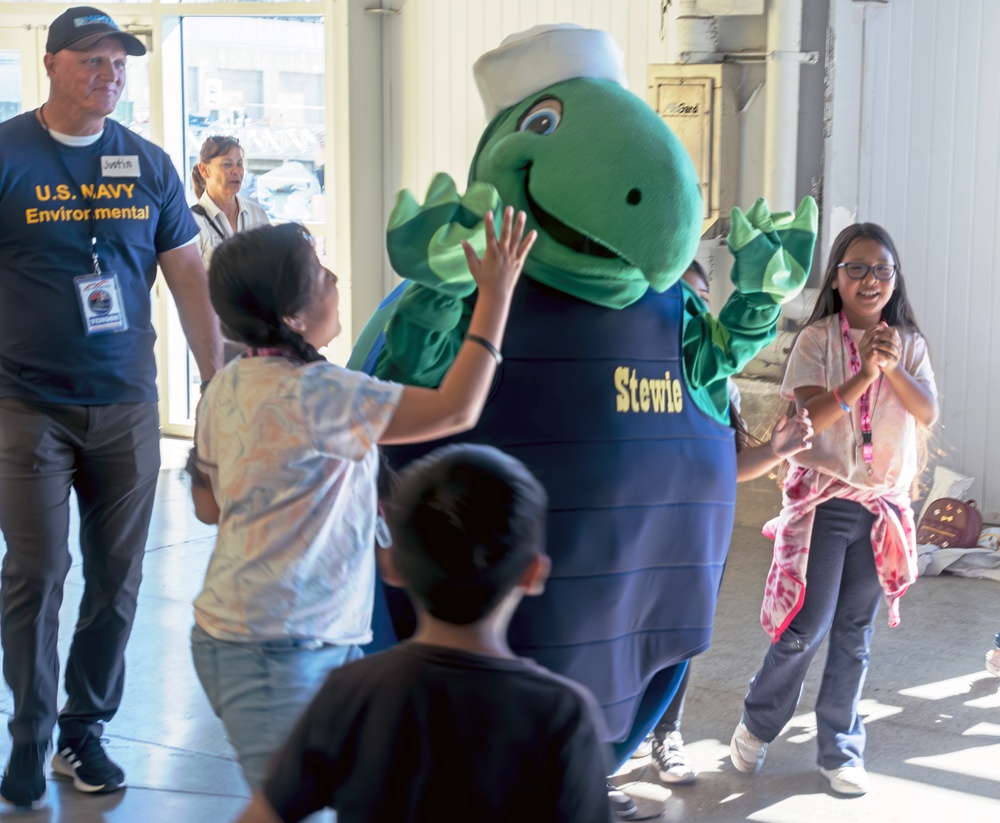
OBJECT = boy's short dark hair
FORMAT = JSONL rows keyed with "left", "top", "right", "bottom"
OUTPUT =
{"left": 388, "top": 444, "right": 548, "bottom": 625}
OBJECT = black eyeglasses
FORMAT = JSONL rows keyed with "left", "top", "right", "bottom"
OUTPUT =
{"left": 206, "top": 135, "right": 239, "bottom": 145}
{"left": 836, "top": 262, "right": 897, "bottom": 282}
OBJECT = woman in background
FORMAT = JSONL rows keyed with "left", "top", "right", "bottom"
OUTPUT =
{"left": 191, "top": 135, "right": 271, "bottom": 361}
{"left": 191, "top": 135, "right": 270, "bottom": 268}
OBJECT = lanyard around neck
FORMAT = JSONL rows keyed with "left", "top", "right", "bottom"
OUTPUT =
{"left": 191, "top": 203, "right": 227, "bottom": 241}
{"left": 838, "top": 311, "right": 882, "bottom": 469}
{"left": 38, "top": 105, "right": 107, "bottom": 275}
{"left": 245, "top": 347, "right": 303, "bottom": 362}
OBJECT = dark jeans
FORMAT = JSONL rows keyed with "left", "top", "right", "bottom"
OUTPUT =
{"left": 741, "top": 498, "right": 886, "bottom": 770}
{"left": 0, "top": 397, "right": 160, "bottom": 746}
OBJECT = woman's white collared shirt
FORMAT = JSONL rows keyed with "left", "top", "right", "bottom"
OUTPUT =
{"left": 193, "top": 191, "right": 271, "bottom": 268}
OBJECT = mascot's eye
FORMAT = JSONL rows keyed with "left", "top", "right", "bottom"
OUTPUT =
{"left": 518, "top": 98, "right": 563, "bottom": 136}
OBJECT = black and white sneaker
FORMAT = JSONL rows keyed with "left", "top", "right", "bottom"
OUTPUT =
{"left": 0, "top": 741, "right": 49, "bottom": 810}
{"left": 52, "top": 735, "right": 126, "bottom": 794}
{"left": 606, "top": 781, "right": 639, "bottom": 819}
{"left": 651, "top": 731, "right": 697, "bottom": 785}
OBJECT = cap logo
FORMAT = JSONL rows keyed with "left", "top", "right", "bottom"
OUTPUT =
{"left": 74, "top": 14, "right": 118, "bottom": 30}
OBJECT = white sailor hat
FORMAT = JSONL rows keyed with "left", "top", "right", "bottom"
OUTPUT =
{"left": 472, "top": 24, "right": 628, "bottom": 121}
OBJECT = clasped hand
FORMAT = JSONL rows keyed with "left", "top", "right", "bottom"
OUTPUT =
{"left": 859, "top": 321, "right": 901, "bottom": 375}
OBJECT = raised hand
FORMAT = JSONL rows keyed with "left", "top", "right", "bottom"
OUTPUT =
{"left": 770, "top": 409, "right": 813, "bottom": 459}
{"left": 461, "top": 207, "right": 536, "bottom": 298}
{"left": 728, "top": 196, "right": 818, "bottom": 306}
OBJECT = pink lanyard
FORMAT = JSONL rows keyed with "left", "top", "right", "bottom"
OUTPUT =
{"left": 838, "top": 311, "right": 881, "bottom": 469}
{"left": 245, "top": 347, "right": 302, "bottom": 362}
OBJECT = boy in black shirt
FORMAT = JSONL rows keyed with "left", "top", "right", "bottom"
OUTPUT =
{"left": 235, "top": 444, "right": 613, "bottom": 823}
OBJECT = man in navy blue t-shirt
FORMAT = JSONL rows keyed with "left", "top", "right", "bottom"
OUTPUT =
{"left": 0, "top": 6, "right": 222, "bottom": 811}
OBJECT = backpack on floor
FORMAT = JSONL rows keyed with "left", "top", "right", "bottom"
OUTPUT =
{"left": 917, "top": 498, "right": 984, "bottom": 549}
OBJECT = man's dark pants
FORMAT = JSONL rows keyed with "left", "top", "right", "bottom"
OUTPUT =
{"left": 0, "top": 397, "right": 160, "bottom": 746}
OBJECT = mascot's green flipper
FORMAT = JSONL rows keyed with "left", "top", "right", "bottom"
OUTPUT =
{"left": 352, "top": 24, "right": 817, "bottom": 767}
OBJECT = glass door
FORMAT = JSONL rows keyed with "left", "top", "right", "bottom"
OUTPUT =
{"left": 0, "top": 25, "right": 43, "bottom": 122}
{"left": 158, "top": 13, "right": 329, "bottom": 435}
{"left": 0, "top": 25, "right": 148, "bottom": 129}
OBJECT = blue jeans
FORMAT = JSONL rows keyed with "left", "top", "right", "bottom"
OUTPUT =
{"left": 742, "top": 498, "right": 886, "bottom": 770}
{"left": 190, "top": 625, "right": 362, "bottom": 790}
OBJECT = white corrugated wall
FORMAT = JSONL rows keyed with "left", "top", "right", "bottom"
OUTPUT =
{"left": 839, "top": 0, "right": 999, "bottom": 517}
{"left": 384, "top": 0, "right": 670, "bottom": 200}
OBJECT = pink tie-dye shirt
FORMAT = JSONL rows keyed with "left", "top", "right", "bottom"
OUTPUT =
{"left": 759, "top": 318, "right": 936, "bottom": 641}
{"left": 760, "top": 468, "right": 918, "bottom": 641}
{"left": 193, "top": 356, "right": 402, "bottom": 644}
{"left": 781, "top": 317, "right": 935, "bottom": 492}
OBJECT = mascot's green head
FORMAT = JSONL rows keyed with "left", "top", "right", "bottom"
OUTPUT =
{"left": 471, "top": 24, "right": 702, "bottom": 301}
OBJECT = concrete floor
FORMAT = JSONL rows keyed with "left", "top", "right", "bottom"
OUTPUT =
{"left": 1, "top": 435, "right": 998, "bottom": 822}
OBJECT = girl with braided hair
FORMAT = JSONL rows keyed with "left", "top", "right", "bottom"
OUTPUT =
{"left": 187, "top": 212, "right": 534, "bottom": 790}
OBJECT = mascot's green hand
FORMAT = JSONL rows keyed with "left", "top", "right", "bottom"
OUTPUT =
{"left": 386, "top": 172, "right": 502, "bottom": 297}
{"left": 727, "top": 196, "right": 818, "bottom": 306}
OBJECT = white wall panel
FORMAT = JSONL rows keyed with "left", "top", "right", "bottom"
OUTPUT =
{"left": 387, "top": 0, "right": 674, "bottom": 197}
{"left": 966, "top": 0, "right": 1000, "bottom": 522}
{"left": 850, "top": 0, "right": 1000, "bottom": 517}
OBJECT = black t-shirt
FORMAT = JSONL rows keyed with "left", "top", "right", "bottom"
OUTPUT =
{"left": 263, "top": 642, "right": 612, "bottom": 823}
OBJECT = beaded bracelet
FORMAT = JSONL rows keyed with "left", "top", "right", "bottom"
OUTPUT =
{"left": 466, "top": 334, "right": 503, "bottom": 366}
{"left": 832, "top": 386, "right": 850, "bottom": 413}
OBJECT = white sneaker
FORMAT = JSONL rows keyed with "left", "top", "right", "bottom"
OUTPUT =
{"left": 821, "top": 765, "right": 871, "bottom": 796}
{"left": 729, "top": 722, "right": 767, "bottom": 773}
{"left": 986, "top": 648, "right": 1000, "bottom": 677}
{"left": 630, "top": 733, "right": 653, "bottom": 759}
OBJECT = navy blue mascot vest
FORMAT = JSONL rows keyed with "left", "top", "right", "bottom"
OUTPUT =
{"left": 379, "top": 276, "right": 737, "bottom": 759}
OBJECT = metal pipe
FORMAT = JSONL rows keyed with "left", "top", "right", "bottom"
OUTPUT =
{"left": 666, "top": 0, "right": 720, "bottom": 64}
{"left": 721, "top": 50, "right": 818, "bottom": 63}
{"left": 763, "top": 0, "right": 803, "bottom": 211}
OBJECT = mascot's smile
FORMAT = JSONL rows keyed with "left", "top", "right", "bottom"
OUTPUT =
{"left": 522, "top": 163, "right": 618, "bottom": 259}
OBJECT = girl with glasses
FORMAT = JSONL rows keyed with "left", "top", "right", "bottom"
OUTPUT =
{"left": 729, "top": 223, "right": 938, "bottom": 797}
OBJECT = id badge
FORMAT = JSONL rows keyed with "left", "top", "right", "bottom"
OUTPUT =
{"left": 74, "top": 272, "right": 128, "bottom": 335}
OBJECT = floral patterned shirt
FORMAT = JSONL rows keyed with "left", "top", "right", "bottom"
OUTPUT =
{"left": 194, "top": 356, "right": 402, "bottom": 644}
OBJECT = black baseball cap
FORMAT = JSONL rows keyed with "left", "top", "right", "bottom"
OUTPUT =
{"left": 46, "top": 6, "right": 146, "bottom": 57}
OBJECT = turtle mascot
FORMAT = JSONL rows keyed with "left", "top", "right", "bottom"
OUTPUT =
{"left": 351, "top": 24, "right": 817, "bottom": 768}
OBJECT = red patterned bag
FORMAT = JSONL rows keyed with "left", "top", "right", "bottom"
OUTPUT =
{"left": 917, "top": 498, "right": 983, "bottom": 549}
